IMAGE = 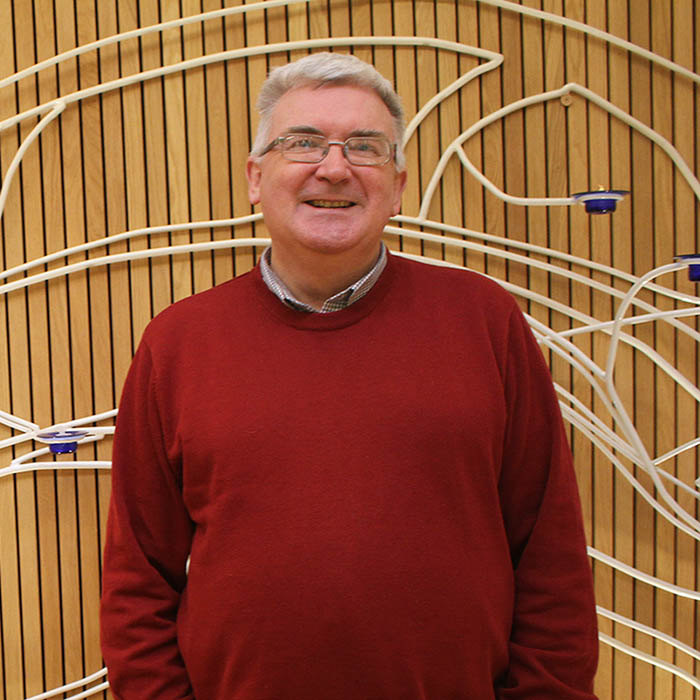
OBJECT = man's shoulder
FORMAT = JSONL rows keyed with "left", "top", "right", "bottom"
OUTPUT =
{"left": 143, "top": 269, "right": 257, "bottom": 341}
{"left": 391, "top": 253, "right": 517, "bottom": 314}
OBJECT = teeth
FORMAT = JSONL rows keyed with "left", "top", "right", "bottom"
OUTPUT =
{"left": 307, "top": 200, "right": 354, "bottom": 208}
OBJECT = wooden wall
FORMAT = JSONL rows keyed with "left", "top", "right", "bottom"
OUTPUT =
{"left": 0, "top": 1, "right": 698, "bottom": 698}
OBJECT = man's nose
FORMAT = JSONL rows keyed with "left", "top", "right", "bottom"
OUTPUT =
{"left": 315, "top": 142, "right": 351, "bottom": 182}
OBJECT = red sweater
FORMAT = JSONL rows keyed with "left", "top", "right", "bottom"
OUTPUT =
{"left": 101, "top": 253, "right": 598, "bottom": 699}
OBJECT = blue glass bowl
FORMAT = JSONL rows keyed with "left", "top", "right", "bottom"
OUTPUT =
{"left": 36, "top": 429, "right": 90, "bottom": 454}
{"left": 675, "top": 254, "right": 700, "bottom": 282}
{"left": 572, "top": 190, "right": 630, "bottom": 214}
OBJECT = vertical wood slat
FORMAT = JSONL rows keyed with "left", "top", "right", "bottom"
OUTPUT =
{"left": 54, "top": 0, "right": 88, "bottom": 690}
{"left": 161, "top": 0, "right": 191, "bottom": 305}
{"left": 140, "top": 2, "right": 170, "bottom": 319}
{"left": 225, "top": 1, "right": 254, "bottom": 278}
{"left": 76, "top": 1, "right": 106, "bottom": 684}
{"left": 42, "top": 94, "right": 69, "bottom": 700}
{"left": 672, "top": 2, "right": 699, "bottom": 697}
{"left": 457, "top": 1, "right": 484, "bottom": 271}
{"left": 4, "top": 0, "right": 33, "bottom": 696}
{"left": 521, "top": 0, "right": 548, "bottom": 330}
{"left": 184, "top": 0, "right": 213, "bottom": 297}
{"left": 605, "top": 0, "right": 636, "bottom": 691}
{"left": 436, "top": 0, "right": 464, "bottom": 267}
{"left": 627, "top": 5, "right": 656, "bottom": 700}
{"left": 650, "top": 3, "right": 677, "bottom": 697}
{"left": 0, "top": 29, "right": 14, "bottom": 682}
{"left": 0, "top": 2, "right": 698, "bottom": 698}
{"left": 242, "top": 0, "right": 268, "bottom": 273}
{"left": 479, "top": 2, "right": 506, "bottom": 281}
{"left": 39, "top": 1, "right": 70, "bottom": 682}
{"left": 394, "top": 1, "right": 421, "bottom": 257}
{"left": 202, "top": 0, "right": 235, "bottom": 288}
{"left": 98, "top": 1, "right": 131, "bottom": 399}
{"left": 118, "top": 0, "right": 150, "bottom": 351}
{"left": 583, "top": 3, "right": 615, "bottom": 697}
{"left": 368, "top": 2, "right": 396, "bottom": 254}
{"left": 415, "top": 3, "right": 441, "bottom": 261}
{"left": 15, "top": 0, "right": 45, "bottom": 693}
{"left": 566, "top": 4, "right": 595, "bottom": 625}
{"left": 500, "top": 1, "right": 527, "bottom": 296}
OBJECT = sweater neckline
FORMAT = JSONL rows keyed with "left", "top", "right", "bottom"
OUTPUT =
{"left": 251, "top": 251, "right": 398, "bottom": 330}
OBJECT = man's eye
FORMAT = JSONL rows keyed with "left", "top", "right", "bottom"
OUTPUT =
{"left": 287, "top": 136, "right": 322, "bottom": 150}
{"left": 347, "top": 139, "right": 381, "bottom": 155}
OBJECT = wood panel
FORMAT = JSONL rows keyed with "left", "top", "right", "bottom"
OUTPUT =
{"left": 0, "top": 1, "right": 698, "bottom": 698}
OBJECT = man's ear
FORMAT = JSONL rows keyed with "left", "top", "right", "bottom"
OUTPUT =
{"left": 391, "top": 169, "right": 408, "bottom": 216}
{"left": 246, "top": 157, "right": 262, "bottom": 205}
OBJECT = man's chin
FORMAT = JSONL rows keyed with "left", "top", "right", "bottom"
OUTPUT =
{"left": 303, "top": 229, "right": 383, "bottom": 256}
{"left": 291, "top": 224, "right": 368, "bottom": 253}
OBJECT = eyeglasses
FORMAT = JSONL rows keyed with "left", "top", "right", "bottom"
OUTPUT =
{"left": 260, "top": 133, "right": 396, "bottom": 166}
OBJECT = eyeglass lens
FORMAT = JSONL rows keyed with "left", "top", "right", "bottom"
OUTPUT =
{"left": 280, "top": 134, "right": 391, "bottom": 165}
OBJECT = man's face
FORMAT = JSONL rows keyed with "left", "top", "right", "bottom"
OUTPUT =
{"left": 246, "top": 85, "right": 407, "bottom": 263}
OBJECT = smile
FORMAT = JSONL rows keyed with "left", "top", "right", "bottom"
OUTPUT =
{"left": 306, "top": 200, "right": 355, "bottom": 208}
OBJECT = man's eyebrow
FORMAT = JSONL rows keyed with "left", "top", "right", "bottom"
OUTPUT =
{"left": 282, "top": 126, "right": 389, "bottom": 139}
{"left": 347, "top": 129, "right": 387, "bottom": 139}
{"left": 283, "top": 126, "right": 324, "bottom": 135}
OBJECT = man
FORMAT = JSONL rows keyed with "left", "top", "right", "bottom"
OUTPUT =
{"left": 100, "top": 52, "right": 599, "bottom": 699}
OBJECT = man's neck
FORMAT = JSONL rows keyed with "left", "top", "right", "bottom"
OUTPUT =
{"left": 267, "top": 245, "right": 383, "bottom": 311}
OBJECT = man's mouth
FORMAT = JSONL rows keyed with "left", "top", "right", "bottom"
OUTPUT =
{"left": 305, "top": 199, "right": 355, "bottom": 208}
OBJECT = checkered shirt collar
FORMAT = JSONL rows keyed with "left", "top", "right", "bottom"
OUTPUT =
{"left": 259, "top": 244, "right": 387, "bottom": 313}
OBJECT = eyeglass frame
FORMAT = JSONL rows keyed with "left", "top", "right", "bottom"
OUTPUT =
{"left": 258, "top": 132, "right": 398, "bottom": 166}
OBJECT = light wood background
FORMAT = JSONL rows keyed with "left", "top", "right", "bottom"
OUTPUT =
{"left": 0, "top": 1, "right": 698, "bottom": 699}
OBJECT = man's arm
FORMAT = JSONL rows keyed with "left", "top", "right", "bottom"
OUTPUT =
{"left": 496, "top": 307, "right": 599, "bottom": 699}
{"left": 101, "top": 340, "right": 195, "bottom": 699}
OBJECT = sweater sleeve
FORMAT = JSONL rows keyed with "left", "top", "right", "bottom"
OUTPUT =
{"left": 100, "top": 339, "right": 196, "bottom": 700}
{"left": 496, "top": 306, "right": 599, "bottom": 699}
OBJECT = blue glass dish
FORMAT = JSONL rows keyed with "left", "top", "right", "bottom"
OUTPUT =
{"left": 675, "top": 254, "right": 700, "bottom": 282}
{"left": 571, "top": 190, "right": 630, "bottom": 214}
{"left": 36, "top": 429, "right": 90, "bottom": 454}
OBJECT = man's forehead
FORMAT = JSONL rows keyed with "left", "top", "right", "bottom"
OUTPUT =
{"left": 268, "top": 85, "right": 395, "bottom": 138}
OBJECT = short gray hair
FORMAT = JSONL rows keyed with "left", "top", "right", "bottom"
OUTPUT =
{"left": 251, "top": 52, "right": 406, "bottom": 171}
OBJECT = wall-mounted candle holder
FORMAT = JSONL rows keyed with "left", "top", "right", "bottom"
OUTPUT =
{"left": 675, "top": 254, "right": 700, "bottom": 282}
{"left": 571, "top": 190, "right": 630, "bottom": 214}
{"left": 36, "top": 429, "right": 91, "bottom": 454}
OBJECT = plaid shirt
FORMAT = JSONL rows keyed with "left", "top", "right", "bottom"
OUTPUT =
{"left": 259, "top": 244, "right": 387, "bottom": 313}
